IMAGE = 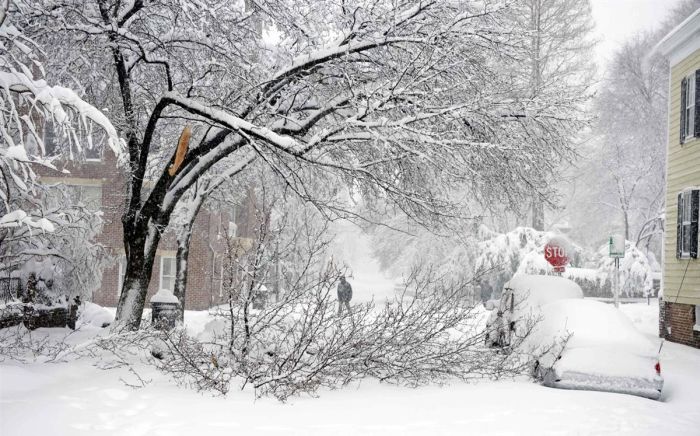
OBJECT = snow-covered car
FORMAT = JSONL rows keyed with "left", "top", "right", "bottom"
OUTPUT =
{"left": 528, "top": 299, "right": 664, "bottom": 400}
{"left": 484, "top": 274, "right": 584, "bottom": 347}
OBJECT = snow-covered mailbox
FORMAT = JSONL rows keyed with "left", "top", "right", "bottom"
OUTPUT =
{"left": 150, "top": 289, "right": 180, "bottom": 329}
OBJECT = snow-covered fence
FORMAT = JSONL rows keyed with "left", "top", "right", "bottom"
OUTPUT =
{"left": 0, "top": 303, "right": 71, "bottom": 330}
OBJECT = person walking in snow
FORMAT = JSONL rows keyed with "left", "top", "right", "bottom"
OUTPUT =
{"left": 337, "top": 276, "right": 353, "bottom": 316}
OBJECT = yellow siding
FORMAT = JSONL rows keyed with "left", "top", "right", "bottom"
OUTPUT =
{"left": 664, "top": 48, "right": 700, "bottom": 305}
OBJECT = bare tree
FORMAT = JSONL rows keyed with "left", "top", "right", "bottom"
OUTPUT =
{"left": 566, "top": 0, "right": 700, "bottom": 252}
{"left": 17, "top": 0, "right": 589, "bottom": 329}
{"left": 169, "top": 151, "right": 256, "bottom": 317}
{"left": 157, "top": 224, "right": 537, "bottom": 400}
{"left": 511, "top": 0, "right": 596, "bottom": 230}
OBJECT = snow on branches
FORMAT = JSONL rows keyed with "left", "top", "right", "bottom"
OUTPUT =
{"left": 0, "top": 3, "right": 123, "bottom": 231}
{"left": 18, "top": 0, "right": 591, "bottom": 328}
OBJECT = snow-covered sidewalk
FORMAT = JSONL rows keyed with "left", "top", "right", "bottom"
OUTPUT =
{"left": 1, "top": 301, "right": 700, "bottom": 436}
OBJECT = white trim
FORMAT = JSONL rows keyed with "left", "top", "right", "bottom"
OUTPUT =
{"left": 38, "top": 177, "right": 103, "bottom": 186}
{"left": 678, "top": 188, "right": 699, "bottom": 258}
{"left": 685, "top": 73, "right": 696, "bottom": 140}
{"left": 156, "top": 249, "right": 177, "bottom": 257}
{"left": 117, "top": 256, "right": 125, "bottom": 297}
{"left": 655, "top": 9, "right": 700, "bottom": 65}
{"left": 228, "top": 220, "right": 238, "bottom": 238}
{"left": 694, "top": 305, "right": 700, "bottom": 331}
{"left": 668, "top": 35, "right": 700, "bottom": 67}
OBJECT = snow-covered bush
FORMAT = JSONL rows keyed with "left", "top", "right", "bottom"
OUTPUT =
{"left": 511, "top": 236, "right": 652, "bottom": 298}
{"left": 0, "top": 185, "right": 107, "bottom": 306}
{"left": 152, "top": 267, "right": 532, "bottom": 401}
{"left": 593, "top": 240, "right": 654, "bottom": 298}
{"left": 77, "top": 302, "right": 114, "bottom": 329}
{"left": 0, "top": 5, "right": 115, "bottom": 305}
{"left": 475, "top": 227, "right": 586, "bottom": 301}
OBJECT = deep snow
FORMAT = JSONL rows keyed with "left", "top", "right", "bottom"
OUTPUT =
{"left": 2, "top": 229, "right": 699, "bottom": 435}
{"left": 1, "top": 301, "right": 700, "bottom": 436}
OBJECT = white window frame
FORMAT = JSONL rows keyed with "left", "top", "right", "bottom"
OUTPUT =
{"left": 69, "top": 184, "right": 102, "bottom": 211}
{"left": 695, "top": 305, "right": 700, "bottom": 332}
{"left": 85, "top": 147, "right": 103, "bottom": 162}
{"left": 228, "top": 221, "right": 238, "bottom": 238}
{"left": 685, "top": 73, "right": 695, "bottom": 140}
{"left": 117, "top": 255, "right": 126, "bottom": 297}
{"left": 680, "top": 189, "right": 694, "bottom": 258}
{"left": 159, "top": 256, "right": 176, "bottom": 292}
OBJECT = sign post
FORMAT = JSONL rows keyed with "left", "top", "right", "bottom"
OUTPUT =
{"left": 608, "top": 235, "right": 625, "bottom": 308}
{"left": 544, "top": 237, "right": 570, "bottom": 275}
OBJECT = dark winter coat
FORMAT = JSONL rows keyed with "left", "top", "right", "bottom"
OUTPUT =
{"left": 337, "top": 279, "right": 353, "bottom": 302}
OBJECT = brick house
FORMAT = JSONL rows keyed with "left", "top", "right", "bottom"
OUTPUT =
{"left": 36, "top": 145, "right": 257, "bottom": 311}
{"left": 655, "top": 10, "right": 700, "bottom": 348}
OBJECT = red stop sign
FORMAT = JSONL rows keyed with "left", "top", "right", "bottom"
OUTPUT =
{"left": 544, "top": 239, "right": 569, "bottom": 272}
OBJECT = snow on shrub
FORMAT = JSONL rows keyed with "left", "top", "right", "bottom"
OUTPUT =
{"left": 77, "top": 302, "right": 114, "bottom": 328}
{"left": 475, "top": 227, "right": 584, "bottom": 300}
{"left": 515, "top": 239, "right": 652, "bottom": 298}
{"left": 593, "top": 240, "right": 653, "bottom": 298}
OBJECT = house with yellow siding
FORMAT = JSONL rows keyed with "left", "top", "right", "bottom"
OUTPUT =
{"left": 655, "top": 10, "right": 700, "bottom": 348}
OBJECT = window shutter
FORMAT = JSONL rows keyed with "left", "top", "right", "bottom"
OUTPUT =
{"left": 677, "top": 192, "right": 683, "bottom": 259}
{"left": 681, "top": 77, "right": 687, "bottom": 144}
{"left": 691, "top": 189, "right": 699, "bottom": 259}
{"left": 695, "top": 71, "right": 700, "bottom": 137}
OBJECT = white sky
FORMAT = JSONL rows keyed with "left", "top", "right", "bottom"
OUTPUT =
{"left": 591, "top": 0, "right": 688, "bottom": 66}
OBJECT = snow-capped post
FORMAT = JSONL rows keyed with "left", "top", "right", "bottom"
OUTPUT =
{"left": 609, "top": 235, "right": 626, "bottom": 308}
{"left": 544, "top": 237, "right": 570, "bottom": 275}
{"left": 150, "top": 289, "right": 181, "bottom": 330}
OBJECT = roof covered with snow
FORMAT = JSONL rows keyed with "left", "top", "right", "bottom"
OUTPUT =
{"left": 653, "top": 8, "right": 700, "bottom": 65}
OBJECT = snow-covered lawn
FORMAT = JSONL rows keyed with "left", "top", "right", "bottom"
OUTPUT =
{"left": 1, "top": 300, "right": 699, "bottom": 436}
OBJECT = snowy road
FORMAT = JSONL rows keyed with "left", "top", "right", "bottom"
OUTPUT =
{"left": 2, "top": 301, "right": 700, "bottom": 436}
{"left": 329, "top": 219, "right": 399, "bottom": 303}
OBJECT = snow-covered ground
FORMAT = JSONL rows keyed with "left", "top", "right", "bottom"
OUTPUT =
{"left": 1, "top": 300, "right": 699, "bottom": 436}
{"left": 2, "top": 226, "right": 700, "bottom": 435}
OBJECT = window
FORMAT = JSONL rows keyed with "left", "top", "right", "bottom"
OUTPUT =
{"left": 68, "top": 185, "right": 102, "bottom": 211}
{"left": 695, "top": 305, "right": 700, "bottom": 332}
{"left": 677, "top": 189, "right": 699, "bottom": 259}
{"left": 43, "top": 121, "right": 60, "bottom": 157}
{"left": 160, "top": 256, "right": 176, "bottom": 292}
{"left": 43, "top": 120, "right": 103, "bottom": 160}
{"left": 81, "top": 185, "right": 102, "bottom": 210}
{"left": 117, "top": 255, "right": 126, "bottom": 297}
{"left": 228, "top": 221, "right": 238, "bottom": 238}
{"left": 685, "top": 74, "right": 695, "bottom": 140}
{"left": 85, "top": 145, "right": 102, "bottom": 161}
{"left": 681, "top": 72, "right": 699, "bottom": 143}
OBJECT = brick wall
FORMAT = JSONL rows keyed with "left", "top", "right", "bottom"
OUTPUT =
{"left": 34, "top": 149, "right": 252, "bottom": 311}
{"left": 659, "top": 300, "right": 700, "bottom": 348}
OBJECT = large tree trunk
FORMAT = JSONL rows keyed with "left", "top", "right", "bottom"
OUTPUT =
{"left": 529, "top": 0, "right": 545, "bottom": 232}
{"left": 173, "top": 230, "right": 193, "bottom": 320}
{"left": 114, "top": 222, "right": 162, "bottom": 330}
{"left": 173, "top": 193, "right": 206, "bottom": 320}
